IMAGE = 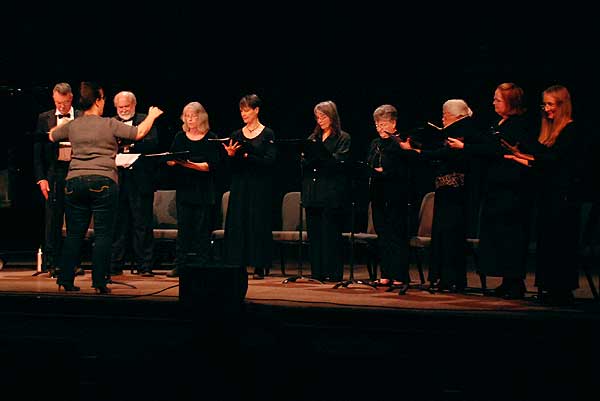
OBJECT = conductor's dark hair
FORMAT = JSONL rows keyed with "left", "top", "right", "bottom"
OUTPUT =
{"left": 79, "top": 81, "right": 103, "bottom": 111}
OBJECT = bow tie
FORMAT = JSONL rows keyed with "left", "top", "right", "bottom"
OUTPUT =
{"left": 119, "top": 117, "right": 134, "bottom": 123}
{"left": 57, "top": 113, "right": 70, "bottom": 119}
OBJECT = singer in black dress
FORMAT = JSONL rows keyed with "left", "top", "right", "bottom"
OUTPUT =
{"left": 166, "top": 102, "right": 223, "bottom": 278}
{"left": 447, "top": 83, "right": 536, "bottom": 299}
{"left": 302, "top": 100, "right": 351, "bottom": 282}
{"left": 403, "top": 100, "right": 481, "bottom": 292}
{"left": 222, "top": 94, "right": 277, "bottom": 279}
{"left": 504, "top": 85, "right": 583, "bottom": 305}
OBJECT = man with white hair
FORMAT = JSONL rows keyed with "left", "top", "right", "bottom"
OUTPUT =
{"left": 110, "top": 91, "right": 160, "bottom": 277}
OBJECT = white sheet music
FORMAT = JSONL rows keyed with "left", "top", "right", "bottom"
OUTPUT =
{"left": 115, "top": 153, "right": 141, "bottom": 168}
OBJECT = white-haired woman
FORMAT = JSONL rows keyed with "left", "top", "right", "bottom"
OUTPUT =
{"left": 401, "top": 99, "right": 480, "bottom": 292}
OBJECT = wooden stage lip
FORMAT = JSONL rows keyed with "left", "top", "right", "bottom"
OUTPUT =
{"left": 1, "top": 267, "right": 599, "bottom": 319}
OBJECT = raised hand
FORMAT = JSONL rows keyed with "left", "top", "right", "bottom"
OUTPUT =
{"left": 222, "top": 139, "right": 241, "bottom": 157}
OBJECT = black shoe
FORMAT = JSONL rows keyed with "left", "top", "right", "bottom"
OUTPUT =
{"left": 75, "top": 267, "right": 85, "bottom": 276}
{"left": 57, "top": 282, "right": 80, "bottom": 292}
{"left": 448, "top": 284, "right": 465, "bottom": 294}
{"left": 397, "top": 283, "right": 410, "bottom": 295}
{"left": 491, "top": 281, "right": 509, "bottom": 297}
{"left": 140, "top": 269, "right": 154, "bottom": 277}
{"left": 166, "top": 268, "right": 179, "bottom": 278}
{"left": 252, "top": 268, "right": 264, "bottom": 280}
{"left": 502, "top": 280, "right": 526, "bottom": 300}
{"left": 425, "top": 281, "right": 438, "bottom": 293}
{"left": 543, "top": 290, "right": 575, "bottom": 306}
{"left": 94, "top": 286, "right": 111, "bottom": 294}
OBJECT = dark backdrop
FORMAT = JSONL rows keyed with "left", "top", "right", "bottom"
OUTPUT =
{"left": 2, "top": 6, "right": 598, "bottom": 247}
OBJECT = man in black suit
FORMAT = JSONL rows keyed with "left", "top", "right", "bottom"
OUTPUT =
{"left": 110, "top": 91, "right": 160, "bottom": 277}
{"left": 33, "top": 82, "right": 84, "bottom": 277}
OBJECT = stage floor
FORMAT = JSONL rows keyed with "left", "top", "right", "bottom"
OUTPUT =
{"left": 1, "top": 261, "right": 598, "bottom": 315}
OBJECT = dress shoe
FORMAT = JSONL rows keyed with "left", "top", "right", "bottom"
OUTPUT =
{"left": 425, "top": 281, "right": 438, "bottom": 293}
{"left": 542, "top": 290, "right": 574, "bottom": 306}
{"left": 166, "top": 268, "right": 179, "bottom": 278}
{"left": 491, "top": 282, "right": 508, "bottom": 297}
{"left": 94, "top": 286, "right": 111, "bottom": 294}
{"left": 503, "top": 287, "right": 525, "bottom": 300}
{"left": 502, "top": 280, "right": 526, "bottom": 300}
{"left": 140, "top": 269, "right": 154, "bottom": 277}
{"left": 450, "top": 284, "right": 466, "bottom": 293}
{"left": 396, "top": 283, "right": 410, "bottom": 295}
{"left": 252, "top": 268, "right": 264, "bottom": 280}
{"left": 373, "top": 278, "right": 391, "bottom": 287}
{"left": 57, "top": 282, "right": 80, "bottom": 292}
{"left": 74, "top": 267, "right": 85, "bottom": 276}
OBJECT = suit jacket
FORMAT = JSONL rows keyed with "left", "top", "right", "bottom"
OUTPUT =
{"left": 114, "top": 113, "right": 160, "bottom": 194}
{"left": 33, "top": 109, "right": 82, "bottom": 182}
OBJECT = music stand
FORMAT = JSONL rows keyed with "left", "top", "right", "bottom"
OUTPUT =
{"left": 276, "top": 139, "right": 323, "bottom": 284}
{"left": 333, "top": 161, "right": 378, "bottom": 289}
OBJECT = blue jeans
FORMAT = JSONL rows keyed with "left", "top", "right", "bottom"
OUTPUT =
{"left": 58, "top": 175, "right": 118, "bottom": 288}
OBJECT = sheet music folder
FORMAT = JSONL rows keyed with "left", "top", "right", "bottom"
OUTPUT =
{"left": 116, "top": 151, "right": 190, "bottom": 168}
{"left": 275, "top": 138, "right": 332, "bottom": 161}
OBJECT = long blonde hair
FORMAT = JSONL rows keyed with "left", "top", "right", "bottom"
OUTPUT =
{"left": 538, "top": 85, "right": 572, "bottom": 147}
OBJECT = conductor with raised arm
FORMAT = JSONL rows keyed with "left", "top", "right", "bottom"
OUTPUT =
{"left": 50, "top": 81, "right": 163, "bottom": 293}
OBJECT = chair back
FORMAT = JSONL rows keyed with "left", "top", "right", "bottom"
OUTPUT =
{"left": 416, "top": 192, "right": 435, "bottom": 237}
{"left": 281, "top": 192, "right": 306, "bottom": 231}
{"left": 367, "top": 202, "right": 375, "bottom": 234}
{"left": 153, "top": 190, "right": 177, "bottom": 228}
{"left": 220, "top": 191, "right": 230, "bottom": 229}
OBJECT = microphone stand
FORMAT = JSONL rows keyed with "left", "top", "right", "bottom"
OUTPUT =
{"left": 277, "top": 139, "right": 321, "bottom": 284}
{"left": 333, "top": 161, "right": 377, "bottom": 289}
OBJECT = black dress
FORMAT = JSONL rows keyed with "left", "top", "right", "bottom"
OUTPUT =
{"left": 224, "top": 127, "right": 277, "bottom": 271}
{"left": 529, "top": 122, "right": 582, "bottom": 293}
{"left": 301, "top": 131, "right": 351, "bottom": 281}
{"left": 169, "top": 131, "right": 222, "bottom": 269}
{"left": 464, "top": 114, "right": 536, "bottom": 281}
{"left": 419, "top": 117, "right": 481, "bottom": 289}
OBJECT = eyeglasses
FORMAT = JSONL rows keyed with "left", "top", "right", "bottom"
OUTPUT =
{"left": 374, "top": 120, "right": 392, "bottom": 128}
{"left": 540, "top": 101, "right": 558, "bottom": 109}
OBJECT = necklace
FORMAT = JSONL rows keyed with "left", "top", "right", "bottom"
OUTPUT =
{"left": 247, "top": 123, "right": 260, "bottom": 132}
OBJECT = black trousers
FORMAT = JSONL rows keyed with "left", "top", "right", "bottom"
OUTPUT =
{"left": 372, "top": 199, "right": 410, "bottom": 283}
{"left": 175, "top": 200, "right": 212, "bottom": 270}
{"left": 43, "top": 164, "right": 68, "bottom": 269}
{"left": 110, "top": 174, "right": 155, "bottom": 271}
{"left": 306, "top": 206, "right": 345, "bottom": 281}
